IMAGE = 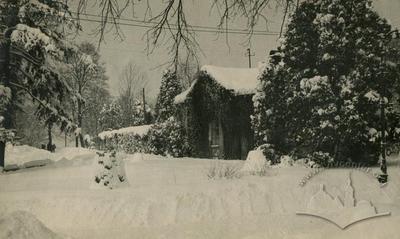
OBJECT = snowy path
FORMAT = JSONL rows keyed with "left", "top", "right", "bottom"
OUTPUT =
{"left": 0, "top": 150, "right": 400, "bottom": 238}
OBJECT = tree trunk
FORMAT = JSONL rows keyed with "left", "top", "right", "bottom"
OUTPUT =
{"left": 77, "top": 85, "right": 85, "bottom": 148}
{"left": 79, "top": 133, "right": 85, "bottom": 148}
{"left": 47, "top": 122, "right": 53, "bottom": 152}
{"left": 75, "top": 136, "right": 79, "bottom": 147}
{"left": 0, "top": 141, "right": 5, "bottom": 169}
{"left": 0, "top": 28, "right": 11, "bottom": 168}
{"left": 142, "top": 88, "right": 147, "bottom": 124}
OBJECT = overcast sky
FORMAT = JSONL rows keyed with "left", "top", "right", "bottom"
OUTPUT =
{"left": 74, "top": 0, "right": 400, "bottom": 101}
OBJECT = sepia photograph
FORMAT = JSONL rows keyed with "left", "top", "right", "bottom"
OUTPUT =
{"left": 0, "top": 0, "right": 400, "bottom": 238}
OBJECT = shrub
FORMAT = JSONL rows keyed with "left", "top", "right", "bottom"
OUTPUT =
{"left": 308, "top": 151, "right": 334, "bottom": 167}
{"left": 147, "top": 117, "right": 191, "bottom": 157}
{"left": 207, "top": 161, "right": 241, "bottom": 179}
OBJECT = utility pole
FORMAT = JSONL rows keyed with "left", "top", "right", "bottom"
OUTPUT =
{"left": 377, "top": 30, "right": 399, "bottom": 184}
{"left": 142, "top": 88, "right": 147, "bottom": 124}
{"left": 245, "top": 48, "right": 255, "bottom": 68}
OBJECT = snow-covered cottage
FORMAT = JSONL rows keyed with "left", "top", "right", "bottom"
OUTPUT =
{"left": 174, "top": 65, "right": 261, "bottom": 160}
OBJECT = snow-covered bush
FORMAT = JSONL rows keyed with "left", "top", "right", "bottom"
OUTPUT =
{"left": 278, "top": 155, "right": 295, "bottom": 167}
{"left": 147, "top": 117, "right": 191, "bottom": 157}
{"left": 308, "top": 151, "right": 334, "bottom": 168}
{"left": 93, "top": 151, "right": 128, "bottom": 189}
{"left": 257, "top": 144, "right": 280, "bottom": 165}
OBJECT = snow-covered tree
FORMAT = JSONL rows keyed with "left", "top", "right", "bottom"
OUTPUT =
{"left": 0, "top": 0, "right": 80, "bottom": 165}
{"left": 253, "top": 0, "right": 400, "bottom": 164}
{"left": 67, "top": 42, "right": 110, "bottom": 147}
{"left": 98, "top": 101, "right": 123, "bottom": 132}
{"left": 98, "top": 99, "right": 153, "bottom": 132}
{"left": 83, "top": 74, "right": 111, "bottom": 136}
{"left": 155, "top": 69, "right": 182, "bottom": 122}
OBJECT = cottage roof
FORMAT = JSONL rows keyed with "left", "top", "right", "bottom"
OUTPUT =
{"left": 174, "top": 65, "right": 261, "bottom": 104}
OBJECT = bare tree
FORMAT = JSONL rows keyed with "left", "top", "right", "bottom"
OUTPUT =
{"left": 118, "top": 61, "right": 149, "bottom": 126}
{"left": 177, "top": 53, "right": 199, "bottom": 89}
{"left": 118, "top": 61, "right": 148, "bottom": 102}
{"left": 74, "top": 0, "right": 296, "bottom": 68}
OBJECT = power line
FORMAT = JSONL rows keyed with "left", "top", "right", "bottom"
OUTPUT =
{"left": 72, "top": 11, "right": 280, "bottom": 35}
{"left": 74, "top": 17, "right": 279, "bottom": 36}
{"left": 1, "top": 12, "right": 280, "bottom": 36}
{"left": 1, "top": 14, "right": 279, "bottom": 36}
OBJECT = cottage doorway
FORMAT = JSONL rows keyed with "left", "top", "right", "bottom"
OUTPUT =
{"left": 208, "top": 120, "right": 224, "bottom": 158}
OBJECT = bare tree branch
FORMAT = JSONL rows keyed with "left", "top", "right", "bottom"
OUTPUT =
{"left": 74, "top": 0, "right": 295, "bottom": 68}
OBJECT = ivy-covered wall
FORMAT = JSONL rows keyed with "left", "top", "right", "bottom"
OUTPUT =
{"left": 177, "top": 72, "right": 255, "bottom": 159}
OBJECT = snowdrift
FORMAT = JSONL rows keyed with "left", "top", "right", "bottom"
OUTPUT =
{"left": 0, "top": 211, "right": 64, "bottom": 239}
{"left": 4, "top": 145, "right": 97, "bottom": 170}
{"left": 1, "top": 149, "right": 400, "bottom": 239}
{"left": 5, "top": 145, "right": 52, "bottom": 167}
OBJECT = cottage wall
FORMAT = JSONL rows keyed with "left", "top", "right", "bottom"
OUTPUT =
{"left": 177, "top": 74, "right": 255, "bottom": 159}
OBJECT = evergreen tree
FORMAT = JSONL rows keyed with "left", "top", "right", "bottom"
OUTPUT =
{"left": 0, "top": 0, "right": 79, "bottom": 165}
{"left": 254, "top": 0, "right": 400, "bottom": 164}
{"left": 155, "top": 69, "right": 182, "bottom": 122}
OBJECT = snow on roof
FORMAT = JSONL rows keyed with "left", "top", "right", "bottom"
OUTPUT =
{"left": 98, "top": 124, "right": 153, "bottom": 140}
{"left": 201, "top": 65, "right": 260, "bottom": 94}
{"left": 174, "top": 65, "right": 261, "bottom": 104}
{"left": 174, "top": 79, "right": 197, "bottom": 104}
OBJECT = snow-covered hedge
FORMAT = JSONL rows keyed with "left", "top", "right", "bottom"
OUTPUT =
{"left": 98, "top": 117, "right": 191, "bottom": 157}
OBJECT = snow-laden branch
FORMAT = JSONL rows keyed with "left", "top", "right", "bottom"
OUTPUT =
{"left": 10, "top": 24, "right": 63, "bottom": 58}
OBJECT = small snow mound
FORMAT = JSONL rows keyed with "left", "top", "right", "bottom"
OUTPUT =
{"left": 241, "top": 150, "right": 270, "bottom": 175}
{"left": 0, "top": 211, "right": 64, "bottom": 239}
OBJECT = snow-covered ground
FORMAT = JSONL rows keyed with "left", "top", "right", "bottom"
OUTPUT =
{"left": 1, "top": 146, "right": 400, "bottom": 239}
